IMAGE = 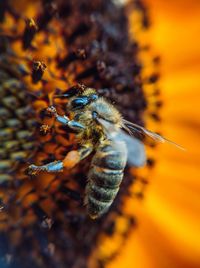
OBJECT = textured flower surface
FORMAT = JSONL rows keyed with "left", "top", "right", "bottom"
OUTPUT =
{"left": 0, "top": 0, "right": 158, "bottom": 268}
{"left": 108, "top": 1, "right": 200, "bottom": 268}
{"left": 2, "top": 0, "right": 198, "bottom": 268}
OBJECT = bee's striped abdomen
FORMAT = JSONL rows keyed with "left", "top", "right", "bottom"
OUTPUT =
{"left": 85, "top": 141, "right": 127, "bottom": 219}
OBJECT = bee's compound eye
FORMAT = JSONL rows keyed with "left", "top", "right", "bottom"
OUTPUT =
{"left": 71, "top": 96, "right": 89, "bottom": 109}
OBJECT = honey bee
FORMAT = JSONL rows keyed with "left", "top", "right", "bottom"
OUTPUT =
{"left": 28, "top": 84, "right": 183, "bottom": 219}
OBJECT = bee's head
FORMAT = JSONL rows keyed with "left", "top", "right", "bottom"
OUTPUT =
{"left": 68, "top": 86, "right": 98, "bottom": 111}
{"left": 54, "top": 84, "right": 98, "bottom": 111}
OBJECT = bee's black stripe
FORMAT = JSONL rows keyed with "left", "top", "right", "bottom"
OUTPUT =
{"left": 86, "top": 181, "right": 119, "bottom": 202}
{"left": 92, "top": 150, "right": 126, "bottom": 170}
{"left": 86, "top": 141, "right": 127, "bottom": 218}
{"left": 89, "top": 166, "right": 123, "bottom": 188}
{"left": 86, "top": 195, "right": 113, "bottom": 219}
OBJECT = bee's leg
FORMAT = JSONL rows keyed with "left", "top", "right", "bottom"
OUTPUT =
{"left": 46, "top": 106, "right": 85, "bottom": 132}
{"left": 28, "top": 143, "right": 93, "bottom": 176}
{"left": 62, "top": 143, "right": 93, "bottom": 168}
{"left": 28, "top": 161, "right": 64, "bottom": 176}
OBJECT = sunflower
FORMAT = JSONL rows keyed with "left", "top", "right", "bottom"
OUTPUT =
{"left": 2, "top": 0, "right": 197, "bottom": 268}
{"left": 0, "top": 0, "right": 158, "bottom": 267}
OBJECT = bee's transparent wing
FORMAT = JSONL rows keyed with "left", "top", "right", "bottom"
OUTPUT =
{"left": 122, "top": 119, "right": 185, "bottom": 151}
{"left": 115, "top": 130, "right": 146, "bottom": 167}
{"left": 97, "top": 118, "right": 146, "bottom": 167}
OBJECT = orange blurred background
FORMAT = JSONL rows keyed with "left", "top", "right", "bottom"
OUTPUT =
{"left": 109, "top": 1, "right": 200, "bottom": 267}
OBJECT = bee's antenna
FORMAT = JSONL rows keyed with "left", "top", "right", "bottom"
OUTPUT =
{"left": 53, "top": 94, "right": 70, "bottom": 98}
{"left": 53, "top": 85, "right": 83, "bottom": 99}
